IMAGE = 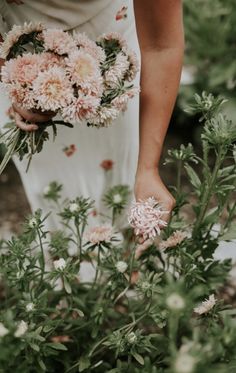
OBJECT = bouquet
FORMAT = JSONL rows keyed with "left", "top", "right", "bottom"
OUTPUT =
{"left": 0, "top": 23, "right": 139, "bottom": 172}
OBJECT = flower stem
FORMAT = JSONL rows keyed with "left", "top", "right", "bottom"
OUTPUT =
{"left": 0, "top": 128, "right": 20, "bottom": 175}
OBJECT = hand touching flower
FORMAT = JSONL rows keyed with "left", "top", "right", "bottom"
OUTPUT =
{"left": 134, "top": 168, "right": 176, "bottom": 223}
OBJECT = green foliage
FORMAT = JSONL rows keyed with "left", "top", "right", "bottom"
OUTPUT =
{"left": 184, "top": 0, "right": 236, "bottom": 96}
{"left": 0, "top": 93, "right": 236, "bottom": 372}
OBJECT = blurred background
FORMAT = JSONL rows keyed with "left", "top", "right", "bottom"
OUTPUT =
{"left": 0, "top": 0, "right": 236, "bottom": 237}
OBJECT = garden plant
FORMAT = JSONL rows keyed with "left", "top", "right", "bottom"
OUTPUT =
{"left": 0, "top": 93, "right": 236, "bottom": 372}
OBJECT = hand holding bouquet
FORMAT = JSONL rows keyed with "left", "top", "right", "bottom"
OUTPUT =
{"left": 0, "top": 23, "right": 139, "bottom": 172}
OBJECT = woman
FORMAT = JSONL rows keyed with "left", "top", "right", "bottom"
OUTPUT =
{"left": 0, "top": 0, "right": 184, "bottom": 228}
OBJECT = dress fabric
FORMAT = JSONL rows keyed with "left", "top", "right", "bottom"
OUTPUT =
{"left": 0, "top": 0, "right": 140, "bottom": 230}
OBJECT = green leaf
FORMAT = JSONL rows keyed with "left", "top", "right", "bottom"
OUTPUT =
{"left": 38, "top": 359, "right": 46, "bottom": 371}
{"left": 185, "top": 164, "right": 201, "bottom": 189}
{"left": 79, "top": 356, "right": 91, "bottom": 372}
{"left": 220, "top": 225, "right": 236, "bottom": 241}
{"left": 132, "top": 352, "right": 144, "bottom": 365}
{"left": 64, "top": 277, "right": 72, "bottom": 294}
{"left": 48, "top": 342, "right": 68, "bottom": 351}
{"left": 30, "top": 343, "right": 40, "bottom": 352}
{"left": 43, "top": 325, "right": 54, "bottom": 333}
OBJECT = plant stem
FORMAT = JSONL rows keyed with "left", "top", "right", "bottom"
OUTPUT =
{"left": 0, "top": 128, "right": 20, "bottom": 175}
{"left": 193, "top": 145, "right": 226, "bottom": 237}
{"left": 176, "top": 159, "right": 182, "bottom": 195}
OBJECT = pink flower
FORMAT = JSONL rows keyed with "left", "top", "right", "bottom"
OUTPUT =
{"left": 88, "top": 105, "right": 119, "bottom": 127}
{"left": 2, "top": 53, "right": 41, "bottom": 85}
{"left": 104, "top": 52, "right": 129, "bottom": 87}
{"left": 7, "top": 83, "right": 27, "bottom": 106}
{"left": 86, "top": 225, "right": 113, "bottom": 245}
{"left": 32, "top": 66, "right": 74, "bottom": 111}
{"left": 42, "top": 29, "right": 76, "bottom": 55}
{"left": 116, "top": 6, "right": 128, "bottom": 21}
{"left": 100, "top": 159, "right": 114, "bottom": 171}
{"left": 73, "top": 32, "right": 106, "bottom": 63}
{"left": 39, "top": 52, "right": 65, "bottom": 70}
{"left": 159, "top": 231, "right": 188, "bottom": 250}
{"left": 112, "top": 87, "right": 140, "bottom": 111}
{"left": 100, "top": 32, "right": 128, "bottom": 50}
{"left": 62, "top": 95, "right": 100, "bottom": 122}
{"left": 66, "top": 50, "right": 101, "bottom": 87}
{"left": 0, "top": 22, "right": 43, "bottom": 59}
{"left": 125, "top": 48, "right": 140, "bottom": 81}
{"left": 128, "top": 197, "right": 168, "bottom": 240}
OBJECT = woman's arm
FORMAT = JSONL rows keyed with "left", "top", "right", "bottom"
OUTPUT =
{"left": 133, "top": 0, "right": 184, "bottom": 214}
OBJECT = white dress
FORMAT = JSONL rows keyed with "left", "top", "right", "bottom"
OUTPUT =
{"left": 0, "top": 0, "right": 140, "bottom": 229}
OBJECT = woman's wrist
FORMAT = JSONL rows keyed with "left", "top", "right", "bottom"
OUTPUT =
{"left": 136, "top": 163, "right": 159, "bottom": 177}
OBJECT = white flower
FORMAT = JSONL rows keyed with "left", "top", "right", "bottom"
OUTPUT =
{"left": 69, "top": 203, "right": 79, "bottom": 213}
{"left": 126, "top": 332, "right": 137, "bottom": 344}
{"left": 194, "top": 294, "right": 216, "bottom": 315}
{"left": 166, "top": 293, "right": 185, "bottom": 310}
{"left": 86, "top": 225, "right": 113, "bottom": 245}
{"left": 43, "top": 185, "right": 51, "bottom": 195}
{"left": 115, "top": 261, "right": 128, "bottom": 273}
{"left": 113, "top": 194, "right": 122, "bottom": 204}
{"left": 26, "top": 302, "right": 35, "bottom": 312}
{"left": 53, "top": 258, "right": 66, "bottom": 271}
{"left": 174, "top": 353, "right": 196, "bottom": 373}
{"left": 28, "top": 218, "right": 37, "bottom": 228}
{"left": 0, "top": 322, "right": 9, "bottom": 338}
{"left": 14, "top": 320, "right": 28, "bottom": 338}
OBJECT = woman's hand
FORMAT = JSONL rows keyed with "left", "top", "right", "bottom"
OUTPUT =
{"left": 134, "top": 168, "right": 176, "bottom": 222}
{"left": 10, "top": 104, "right": 56, "bottom": 132}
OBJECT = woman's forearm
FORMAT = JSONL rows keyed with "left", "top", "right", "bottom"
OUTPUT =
{"left": 137, "top": 47, "right": 184, "bottom": 172}
{"left": 134, "top": 0, "right": 184, "bottom": 173}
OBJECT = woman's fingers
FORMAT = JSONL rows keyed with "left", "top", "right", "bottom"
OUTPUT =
{"left": 13, "top": 104, "right": 55, "bottom": 123}
{"left": 13, "top": 109, "right": 38, "bottom": 132}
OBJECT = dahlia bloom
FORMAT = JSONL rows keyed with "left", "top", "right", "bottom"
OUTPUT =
{"left": 1, "top": 53, "right": 41, "bottom": 85}
{"left": 89, "top": 106, "right": 119, "bottom": 127}
{"left": 66, "top": 50, "right": 101, "bottom": 87}
{"left": 112, "top": 87, "right": 140, "bottom": 111}
{"left": 86, "top": 225, "right": 113, "bottom": 245}
{"left": 42, "top": 29, "right": 76, "bottom": 55}
{"left": 105, "top": 52, "right": 130, "bottom": 87}
{"left": 124, "top": 48, "right": 140, "bottom": 81}
{"left": 62, "top": 95, "right": 100, "bottom": 122}
{"left": 100, "top": 32, "right": 128, "bottom": 50}
{"left": 73, "top": 32, "right": 106, "bottom": 63}
{"left": 39, "top": 52, "right": 65, "bottom": 70}
{"left": 128, "top": 197, "right": 168, "bottom": 240}
{"left": 0, "top": 22, "right": 44, "bottom": 59}
{"left": 32, "top": 66, "right": 74, "bottom": 111}
{"left": 194, "top": 294, "right": 216, "bottom": 315}
{"left": 159, "top": 230, "right": 188, "bottom": 250}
